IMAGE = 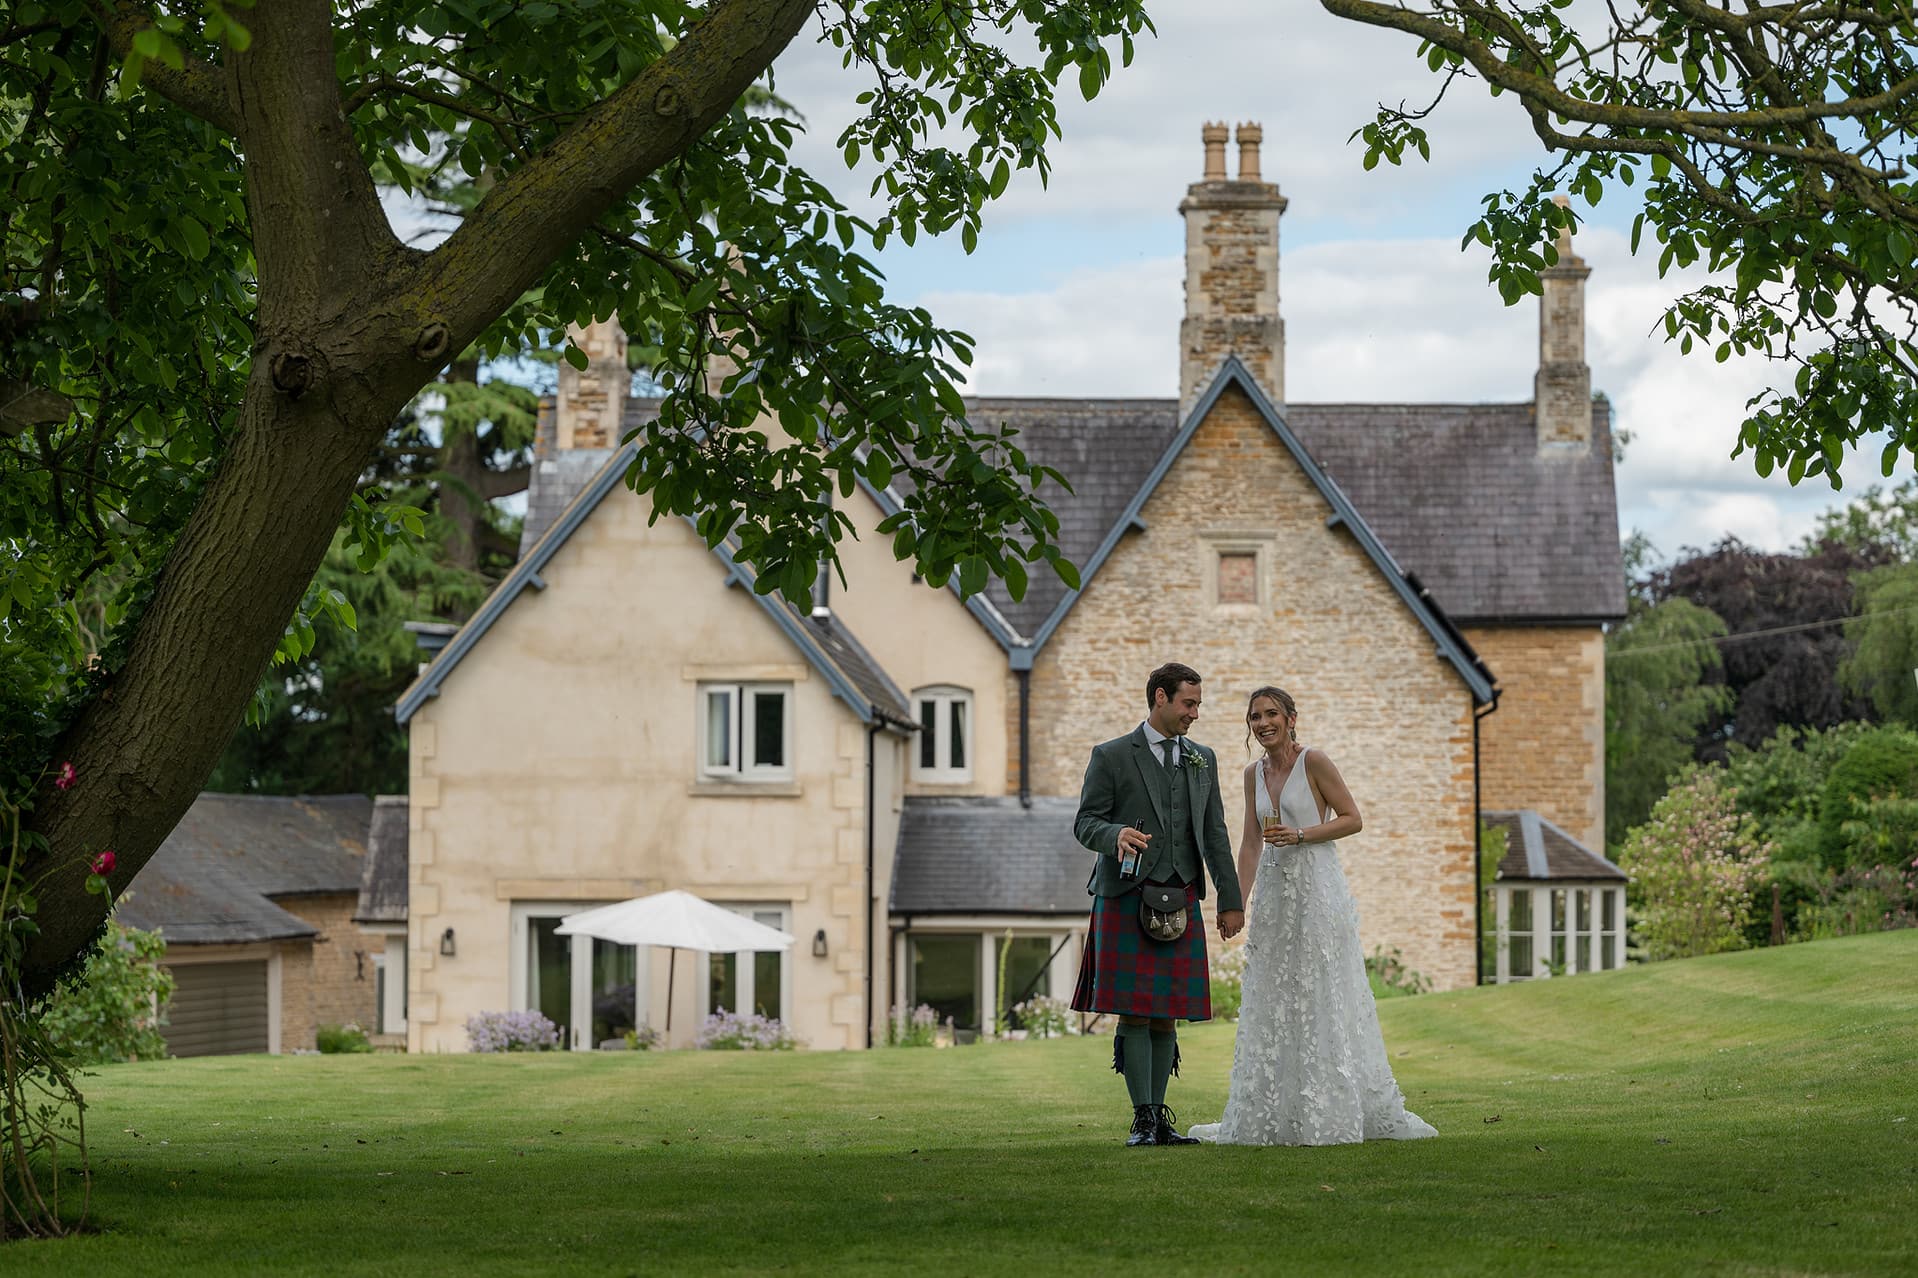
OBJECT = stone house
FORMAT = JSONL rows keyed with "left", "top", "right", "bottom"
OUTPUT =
{"left": 388, "top": 122, "right": 1623, "bottom": 1051}
{"left": 120, "top": 793, "right": 385, "bottom": 1055}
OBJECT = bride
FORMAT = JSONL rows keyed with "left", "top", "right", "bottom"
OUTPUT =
{"left": 1188, "top": 686, "right": 1437, "bottom": 1146}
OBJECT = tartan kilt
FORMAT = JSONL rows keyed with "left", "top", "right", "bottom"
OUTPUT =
{"left": 1070, "top": 882, "right": 1211, "bottom": 1021}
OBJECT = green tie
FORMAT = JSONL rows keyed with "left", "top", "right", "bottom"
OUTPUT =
{"left": 1160, "top": 739, "right": 1175, "bottom": 770}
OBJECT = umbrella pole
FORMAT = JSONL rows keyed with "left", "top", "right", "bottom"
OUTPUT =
{"left": 666, "top": 947, "right": 676, "bottom": 1035}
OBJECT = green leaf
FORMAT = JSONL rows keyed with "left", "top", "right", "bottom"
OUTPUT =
{"left": 563, "top": 344, "right": 589, "bottom": 371}
{"left": 1077, "top": 59, "right": 1101, "bottom": 102}
{"left": 863, "top": 450, "right": 893, "bottom": 490}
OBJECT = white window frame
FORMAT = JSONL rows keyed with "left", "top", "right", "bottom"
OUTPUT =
{"left": 911, "top": 685, "right": 974, "bottom": 784}
{"left": 697, "top": 682, "right": 794, "bottom": 783}
{"left": 697, "top": 903, "right": 793, "bottom": 1024}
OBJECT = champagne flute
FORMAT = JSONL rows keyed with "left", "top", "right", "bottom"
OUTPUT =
{"left": 1261, "top": 813, "right": 1284, "bottom": 847}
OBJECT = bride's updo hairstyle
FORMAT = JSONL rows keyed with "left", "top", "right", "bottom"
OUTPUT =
{"left": 1244, "top": 686, "right": 1298, "bottom": 752}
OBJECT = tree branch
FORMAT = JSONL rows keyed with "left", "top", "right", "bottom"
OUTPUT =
{"left": 405, "top": 0, "right": 816, "bottom": 353}
{"left": 83, "top": 1, "right": 237, "bottom": 133}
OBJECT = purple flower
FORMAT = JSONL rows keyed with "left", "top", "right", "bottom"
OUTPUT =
{"left": 54, "top": 761, "right": 76, "bottom": 791}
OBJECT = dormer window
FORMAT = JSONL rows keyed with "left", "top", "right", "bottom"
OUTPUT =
{"left": 912, "top": 686, "right": 972, "bottom": 784}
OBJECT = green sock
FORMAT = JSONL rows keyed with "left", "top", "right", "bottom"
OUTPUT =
{"left": 1115, "top": 1022, "right": 1153, "bottom": 1107}
{"left": 1149, "top": 1028, "right": 1179, "bottom": 1107}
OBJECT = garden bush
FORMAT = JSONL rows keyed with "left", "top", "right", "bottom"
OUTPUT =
{"left": 1793, "top": 860, "right": 1918, "bottom": 940}
{"left": 693, "top": 1010, "right": 798, "bottom": 1050}
{"left": 1009, "top": 994, "right": 1071, "bottom": 1039}
{"left": 316, "top": 1023, "right": 372, "bottom": 1054}
{"left": 465, "top": 1010, "right": 560, "bottom": 1052}
{"left": 886, "top": 1003, "right": 939, "bottom": 1047}
{"left": 1365, "top": 945, "right": 1430, "bottom": 997}
{"left": 1618, "top": 766, "right": 1772, "bottom": 960}
{"left": 1818, "top": 727, "right": 1918, "bottom": 869}
{"left": 40, "top": 919, "right": 173, "bottom": 1065}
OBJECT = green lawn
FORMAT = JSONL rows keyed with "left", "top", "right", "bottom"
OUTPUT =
{"left": 12, "top": 931, "right": 1917, "bottom": 1276}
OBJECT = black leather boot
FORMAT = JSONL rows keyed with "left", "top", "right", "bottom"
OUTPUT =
{"left": 1125, "top": 1104, "right": 1158, "bottom": 1146}
{"left": 1154, "top": 1105, "right": 1200, "bottom": 1146}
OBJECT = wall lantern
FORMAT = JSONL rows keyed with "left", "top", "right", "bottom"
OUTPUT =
{"left": 812, "top": 928, "right": 828, "bottom": 958}
{"left": 440, "top": 927, "right": 457, "bottom": 958}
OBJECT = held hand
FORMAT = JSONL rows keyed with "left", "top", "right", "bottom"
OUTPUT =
{"left": 1217, "top": 910, "right": 1245, "bottom": 940}
{"left": 1116, "top": 826, "right": 1152, "bottom": 858}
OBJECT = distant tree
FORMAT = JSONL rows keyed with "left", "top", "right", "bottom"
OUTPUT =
{"left": 1804, "top": 476, "right": 1918, "bottom": 564}
{"left": 1653, "top": 537, "right": 1890, "bottom": 756}
{"left": 1841, "top": 564, "right": 1918, "bottom": 727}
{"left": 1606, "top": 594, "right": 1733, "bottom": 841}
{"left": 207, "top": 528, "right": 489, "bottom": 796}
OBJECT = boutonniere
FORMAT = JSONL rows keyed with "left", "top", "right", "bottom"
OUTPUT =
{"left": 1183, "top": 748, "right": 1208, "bottom": 772}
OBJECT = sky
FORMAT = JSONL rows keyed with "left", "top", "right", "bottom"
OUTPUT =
{"left": 754, "top": 1, "right": 1904, "bottom": 566}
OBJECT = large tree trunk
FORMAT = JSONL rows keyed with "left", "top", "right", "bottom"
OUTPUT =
{"left": 22, "top": 0, "right": 815, "bottom": 994}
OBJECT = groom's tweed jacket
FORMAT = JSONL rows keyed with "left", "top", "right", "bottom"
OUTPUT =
{"left": 1074, "top": 725, "right": 1244, "bottom": 913}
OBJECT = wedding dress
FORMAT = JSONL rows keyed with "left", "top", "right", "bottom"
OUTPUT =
{"left": 1188, "top": 750, "right": 1437, "bottom": 1146}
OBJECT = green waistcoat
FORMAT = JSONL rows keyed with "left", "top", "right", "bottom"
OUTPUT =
{"left": 1140, "top": 743, "right": 1201, "bottom": 885}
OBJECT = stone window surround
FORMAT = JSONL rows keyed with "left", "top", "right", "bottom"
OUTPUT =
{"left": 1198, "top": 530, "right": 1275, "bottom": 614}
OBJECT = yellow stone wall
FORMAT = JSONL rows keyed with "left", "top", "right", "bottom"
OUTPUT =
{"left": 1021, "top": 384, "right": 1480, "bottom": 990}
{"left": 1466, "top": 625, "right": 1607, "bottom": 850}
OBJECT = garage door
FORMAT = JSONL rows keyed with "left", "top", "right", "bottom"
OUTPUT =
{"left": 163, "top": 960, "right": 269, "bottom": 1057}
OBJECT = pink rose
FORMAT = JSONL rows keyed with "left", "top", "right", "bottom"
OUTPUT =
{"left": 55, "top": 761, "right": 77, "bottom": 791}
{"left": 89, "top": 850, "right": 115, "bottom": 876}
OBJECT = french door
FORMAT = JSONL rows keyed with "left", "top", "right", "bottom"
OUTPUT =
{"left": 510, "top": 903, "right": 651, "bottom": 1050}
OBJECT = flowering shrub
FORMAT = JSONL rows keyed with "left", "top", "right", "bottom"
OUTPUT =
{"left": 693, "top": 1010, "right": 798, "bottom": 1050}
{"left": 623, "top": 1025, "right": 663, "bottom": 1051}
{"left": 887, "top": 1002, "right": 939, "bottom": 1047}
{"left": 40, "top": 919, "right": 174, "bottom": 1065}
{"left": 1209, "top": 940, "right": 1247, "bottom": 1022}
{"left": 466, "top": 1010, "right": 561, "bottom": 1053}
{"left": 316, "top": 1022, "right": 373, "bottom": 1054}
{"left": 1010, "top": 994, "right": 1072, "bottom": 1039}
{"left": 1618, "top": 765, "right": 1773, "bottom": 961}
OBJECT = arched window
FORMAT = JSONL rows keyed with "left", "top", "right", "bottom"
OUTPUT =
{"left": 912, "top": 686, "right": 973, "bottom": 783}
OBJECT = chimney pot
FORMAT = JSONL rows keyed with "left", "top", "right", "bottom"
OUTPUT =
{"left": 1235, "top": 122, "right": 1263, "bottom": 181}
{"left": 1201, "top": 122, "right": 1229, "bottom": 181}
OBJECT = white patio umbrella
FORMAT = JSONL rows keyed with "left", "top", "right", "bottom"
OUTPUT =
{"left": 555, "top": 890, "right": 795, "bottom": 1033}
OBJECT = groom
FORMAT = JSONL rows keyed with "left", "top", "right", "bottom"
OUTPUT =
{"left": 1071, "top": 662, "right": 1245, "bottom": 1147}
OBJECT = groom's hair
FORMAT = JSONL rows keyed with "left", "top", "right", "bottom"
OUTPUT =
{"left": 1146, "top": 662, "right": 1202, "bottom": 709}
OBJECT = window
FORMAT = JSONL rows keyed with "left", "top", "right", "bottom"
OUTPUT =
{"left": 510, "top": 903, "right": 649, "bottom": 1050}
{"left": 912, "top": 686, "right": 973, "bottom": 783}
{"left": 1217, "top": 552, "right": 1258, "bottom": 605}
{"left": 1507, "top": 888, "right": 1534, "bottom": 979}
{"left": 699, "top": 683, "right": 792, "bottom": 781}
{"left": 1600, "top": 888, "right": 1620, "bottom": 970}
{"left": 702, "top": 905, "right": 790, "bottom": 1021}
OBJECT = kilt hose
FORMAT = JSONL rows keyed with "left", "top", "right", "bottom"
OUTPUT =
{"left": 1070, "top": 880, "right": 1211, "bottom": 1022}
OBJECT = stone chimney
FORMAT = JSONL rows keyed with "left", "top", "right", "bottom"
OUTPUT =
{"left": 1180, "top": 121, "right": 1288, "bottom": 415}
{"left": 1535, "top": 195, "right": 1592, "bottom": 450}
{"left": 551, "top": 316, "right": 628, "bottom": 451}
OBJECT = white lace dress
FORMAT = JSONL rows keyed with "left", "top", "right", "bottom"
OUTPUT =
{"left": 1188, "top": 750, "right": 1437, "bottom": 1146}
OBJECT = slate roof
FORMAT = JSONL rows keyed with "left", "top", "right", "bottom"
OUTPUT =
{"left": 801, "top": 612, "right": 914, "bottom": 726}
{"left": 118, "top": 794, "right": 373, "bottom": 945}
{"left": 891, "top": 796, "right": 1091, "bottom": 915}
{"left": 1290, "top": 402, "right": 1627, "bottom": 624}
{"left": 1483, "top": 809, "right": 1627, "bottom": 883}
{"left": 354, "top": 795, "right": 409, "bottom": 925}
{"left": 583, "top": 387, "right": 1623, "bottom": 640}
